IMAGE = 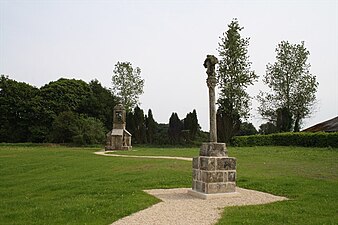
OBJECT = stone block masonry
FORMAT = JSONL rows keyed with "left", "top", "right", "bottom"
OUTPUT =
{"left": 191, "top": 143, "right": 237, "bottom": 194}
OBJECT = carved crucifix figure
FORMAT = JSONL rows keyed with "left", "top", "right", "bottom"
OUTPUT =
{"left": 204, "top": 55, "right": 218, "bottom": 143}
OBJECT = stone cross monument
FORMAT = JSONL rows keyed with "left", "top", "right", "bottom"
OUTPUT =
{"left": 188, "top": 55, "right": 237, "bottom": 199}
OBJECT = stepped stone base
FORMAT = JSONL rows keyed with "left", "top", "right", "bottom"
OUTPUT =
{"left": 187, "top": 188, "right": 239, "bottom": 200}
{"left": 190, "top": 143, "right": 237, "bottom": 197}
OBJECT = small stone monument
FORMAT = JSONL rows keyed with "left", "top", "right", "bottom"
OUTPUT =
{"left": 188, "top": 55, "right": 237, "bottom": 199}
{"left": 105, "top": 104, "right": 132, "bottom": 151}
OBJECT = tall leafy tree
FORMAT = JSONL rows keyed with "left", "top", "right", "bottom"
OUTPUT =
{"left": 0, "top": 76, "right": 110, "bottom": 144}
{"left": 258, "top": 41, "right": 318, "bottom": 131}
{"left": 82, "top": 79, "right": 117, "bottom": 130}
{"left": 217, "top": 19, "right": 258, "bottom": 142}
{"left": 39, "top": 78, "right": 92, "bottom": 116}
{"left": 0, "top": 75, "right": 46, "bottom": 142}
{"left": 38, "top": 78, "right": 93, "bottom": 140}
{"left": 112, "top": 61, "right": 145, "bottom": 112}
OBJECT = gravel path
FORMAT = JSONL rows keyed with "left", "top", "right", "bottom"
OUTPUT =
{"left": 112, "top": 187, "right": 287, "bottom": 225}
{"left": 95, "top": 151, "right": 287, "bottom": 225}
{"left": 94, "top": 150, "right": 192, "bottom": 161}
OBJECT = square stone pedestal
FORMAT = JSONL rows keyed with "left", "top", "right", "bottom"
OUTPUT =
{"left": 188, "top": 143, "right": 237, "bottom": 198}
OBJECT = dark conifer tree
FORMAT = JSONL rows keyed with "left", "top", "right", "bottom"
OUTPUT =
{"left": 126, "top": 111, "right": 135, "bottom": 139}
{"left": 133, "top": 106, "right": 146, "bottom": 144}
{"left": 145, "top": 109, "right": 157, "bottom": 144}
{"left": 168, "top": 112, "right": 183, "bottom": 144}
{"left": 183, "top": 109, "right": 200, "bottom": 140}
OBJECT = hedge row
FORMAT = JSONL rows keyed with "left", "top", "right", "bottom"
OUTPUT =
{"left": 231, "top": 132, "right": 338, "bottom": 148}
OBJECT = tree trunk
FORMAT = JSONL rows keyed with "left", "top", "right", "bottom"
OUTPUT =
{"left": 294, "top": 116, "right": 301, "bottom": 132}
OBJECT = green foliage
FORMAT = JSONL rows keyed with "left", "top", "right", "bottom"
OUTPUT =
{"left": 40, "top": 78, "right": 92, "bottom": 115}
{"left": 0, "top": 75, "right": 204, "bottom": 146}
{"left": 50, "top": 111, "right": 105, "bottom": 145}
{"left": 232, "top": 132, "right": 338, "bottom": 147}
{"left": 73, "top": 115, "right": 106, "bottom": 145}
{"left": 183, "top": 109, "right": 200, "bottom": 140}
{"left": 81, "top": 79, "right": 117, "bottom": 130}
{"left": 168, "top": 112, "right": 183, "bottom": 144}
{"left": 0, "top": 75, "right": 42, "bottom": 142}
{"left": 112, "top": 61, "right": 145, "bottom": 112}
{"left": 51, "top": 111, "right": 79, "bottom": 143}
{"left": 38, "top": 78, "right": 95, "bottom": 142}
{"left": 167, "top": 109, "right": 202, "bottom": 145}
{"left": 126, "top": 108, "right": 205, "bottom": 146}
{"left": 126, "top": 111, "right": 135, "bottom": 135}
{"left": 276, "top": 107, "right": 293, "bottom": 132}
{"left": 145, "top": 109, "right": 157, "bottom": 144}
{"left": 259, "top": 122, "right": 278, "bottom": 134}
{"left": 126, "top": 106, "right": 149, "bottom": 144}
{"left": 0, "top": 76, "right": 115, "bottom": 144}
{"left": 153, "top": 123, "right": 170, "bottom": 145}
{"left": 194, "top": 130, "right": 209, "bottom": 144}
{"left": 217, "top": 19, "right": 258, "bottom": 142}
{"left": 236, "top": 122, "right": 258, "bottom": 136}
{"left": 217, "top": 108, "right": 240, "bottom": 143}
{"left": 133, "top": 106, "right": 147, "bottom": 144}
{"left": 258, "top": 41, "right": 318, "bottom": 131}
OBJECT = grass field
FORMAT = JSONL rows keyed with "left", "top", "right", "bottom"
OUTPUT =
{"left": 0, "top": 145, "right": 337, "bottom": 225}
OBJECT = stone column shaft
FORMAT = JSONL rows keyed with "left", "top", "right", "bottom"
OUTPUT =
{"left": 207, "top": 77, "right": 217, "bottom": 143}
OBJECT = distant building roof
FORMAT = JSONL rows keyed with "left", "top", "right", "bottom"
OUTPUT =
{"left": 302, "top": 116, "right": 338, "bottom": 132}
{"left": 111, "top": 129, "right": 132, "bottom": 136}
{"left": 112, "top": 129, "right": 124, "bottom": 136}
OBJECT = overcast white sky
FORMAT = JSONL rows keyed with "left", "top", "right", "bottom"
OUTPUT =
{"left": 1, "top": 0, "right": 337, "bottom": 131}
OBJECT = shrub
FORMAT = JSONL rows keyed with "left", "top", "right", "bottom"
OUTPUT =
{"left": 231, "top": 132, "right": 338, "bottom": 147}
{"left": 50, "top": 111, "right": 105, "bottom": 145}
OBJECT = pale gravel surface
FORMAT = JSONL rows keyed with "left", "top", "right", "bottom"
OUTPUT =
{"left": 111, "top": 188, "right": 287, "bottom": 225}
{"left": 94, "top": 151, "right": 288, "bottom": 225}
{"left": 94, "top": 150, "right": 192, "bottom": 161}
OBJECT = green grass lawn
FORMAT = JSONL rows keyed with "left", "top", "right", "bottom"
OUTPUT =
{"left": 0, "top": 145, "right": 337, "bottom": 225}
